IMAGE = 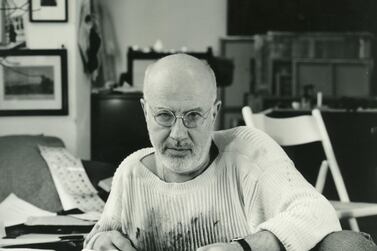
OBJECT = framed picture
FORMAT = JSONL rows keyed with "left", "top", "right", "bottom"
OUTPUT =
{"left": 0, "top": 0, "right": 27, "bottom": 48}
{"left": 0, "top": 49, "right": 68, "bottom": 116}
{"left": 0, "top": 0, "right": 5, "bottom": 44}
{"left": 29, "top": 0, "right": 68, "bottom": 22}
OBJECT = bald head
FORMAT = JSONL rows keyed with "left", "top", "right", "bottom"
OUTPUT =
{"left": 143, "top": 54, "right": 217, "bottom": 105}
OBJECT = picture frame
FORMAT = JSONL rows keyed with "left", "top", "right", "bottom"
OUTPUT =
{"left": 0, "top": 0, "right": 27, "bottom": 48}
{"left": 0, "top": 49, "right": 68, "bottom": 116}
{"left": 29, "top": 0, "right": 68, "bottom": 22}
{"left": 0, "top": 0, "right": 5, "bottom": 44}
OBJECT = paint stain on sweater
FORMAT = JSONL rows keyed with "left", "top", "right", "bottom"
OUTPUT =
{"left": 128, "top": 211, "right": 225, "bottom": 251}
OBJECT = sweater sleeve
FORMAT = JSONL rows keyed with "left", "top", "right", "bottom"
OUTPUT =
{"left": 246, "top": 159, "right": 341, "bottom": 251}
{"left": 83, "top": 164, "right": 125, "bottom": 248}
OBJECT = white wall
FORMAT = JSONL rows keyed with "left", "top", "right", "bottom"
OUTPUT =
{"left": 0, "top": 0, "right": 226, "bottom": 158}
{"left": 0, "top": 0, "right": 91, "bottom": 159}
{"left": 103, "top": 0, "right": 227, "bottom": 78}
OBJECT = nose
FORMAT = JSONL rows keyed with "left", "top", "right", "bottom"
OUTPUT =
{"left": 169, "top": 117, "right": 188, "bottom": 141}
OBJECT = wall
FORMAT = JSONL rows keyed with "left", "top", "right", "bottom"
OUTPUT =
{"left": 0, "top": 0, "right": 91, "bottom": 159}
{"left": 103, "top": 0, "right": 227, "bottom": 79}
{"left": 0, "top": 0, "right": 226, "bottom": 158}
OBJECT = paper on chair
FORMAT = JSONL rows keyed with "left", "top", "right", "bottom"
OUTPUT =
{"left": 0, "top": 194, "right": 55, "bottom": 227}
{"left": 39, "top": 146, "right": 105, "bottom": 213}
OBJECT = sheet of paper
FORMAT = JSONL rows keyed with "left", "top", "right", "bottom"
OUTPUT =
{"left": 98, "top": 177, "right": 113, "bottom": 193}
{"left": 0, "top": 237, "right": 60, "bottom": 247}
{"left": 0, "top": 194, "right": 55, "bottom": 227}
{"left": 25, "top": 216, "right": 94, "bottom": 226}
{"left": 0, "top": 248, "right": 55, "bottom": 251}
{"left": 69, "top": 211, "right": 101, "bottom": 222}
{"left": 0, "top": 233, "right": 86, "bottom": 249}
{"left": 16, "top": 233, "right": 86, "bottom": 240}
{"left": 39, "top": 146, "right": 105, "bottom": 212}
{"left": 0, "top": 237, "right": 60, "bottom": 248}
{"left": 0, "top": 221, "right": 5, "bottom": 238}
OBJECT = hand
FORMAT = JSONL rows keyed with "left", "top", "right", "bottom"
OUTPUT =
{"left": 197, "top": 231, "right": 283, "bottom": 251}
{"left": 197, "top": 242, "right": 243, "bottom": 251}
{"left": 92, "top": 230, "right": 136, "bottom": 251}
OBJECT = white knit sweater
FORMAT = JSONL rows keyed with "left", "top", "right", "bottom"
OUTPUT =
{"left": 85, "top": 126, "right": 341, "bottom": 251}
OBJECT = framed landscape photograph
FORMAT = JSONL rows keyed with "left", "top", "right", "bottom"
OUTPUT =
{"left": 29, "top": 0, "right": 68, "bottom": 22}
{"left": 0, "top": 49, "right": 68, "bottom": 116}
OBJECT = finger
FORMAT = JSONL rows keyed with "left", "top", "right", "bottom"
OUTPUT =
{"left": 92, "top": 232, "right": 119, "bottom": 251}
{"left": 100, "top": 244, "right": 118, "bottom": 251}
{"left": 111, "top": 231, "right": 133, "bottom": 250}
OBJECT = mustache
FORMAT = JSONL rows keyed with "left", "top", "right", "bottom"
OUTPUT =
{"left": 164, "top": 140, "right": 193, "bottom": 149}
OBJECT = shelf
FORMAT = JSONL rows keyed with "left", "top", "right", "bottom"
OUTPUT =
{"left": 293, "top": 58, "right": 373, "bottom": 64}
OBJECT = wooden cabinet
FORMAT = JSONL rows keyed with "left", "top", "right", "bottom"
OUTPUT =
{"left": 91, "top": 92, "right": 151, "bottom": 166}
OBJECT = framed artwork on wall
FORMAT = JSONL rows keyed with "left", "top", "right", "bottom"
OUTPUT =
{"left": 0, "top": 0, "right": 27, "bottom": 49}
{"left": 0, "top": 49, "right": 68, "bottom": 116}
{"left": 0, "top": 0, "right": 5, "bottom": 45}
{"left": 29, "top": 0, "right": 68, "bottom": 22}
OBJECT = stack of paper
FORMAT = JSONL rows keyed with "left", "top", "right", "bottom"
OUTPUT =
{"left": 0, "top": 194, "right": 96, "bottom": 250}
{"left": 0, "top": 194, "right": 55, "bottom": 227}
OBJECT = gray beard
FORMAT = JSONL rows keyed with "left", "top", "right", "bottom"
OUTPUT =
{"left": 155, "top": 137, "right": 212, "bottom": 176}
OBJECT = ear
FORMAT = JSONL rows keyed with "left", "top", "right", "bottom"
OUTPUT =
{"left": 212, "top": 100, "right": 222, "bottom": 121}
{"left": 140, "top": 98, "right": 147, "bottom": 117}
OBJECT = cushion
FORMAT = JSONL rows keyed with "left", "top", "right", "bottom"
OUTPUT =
{"left": 0, "top": 135, "right": 64, "bottom": 212}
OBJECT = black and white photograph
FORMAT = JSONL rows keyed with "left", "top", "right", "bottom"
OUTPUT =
{"left": 0, "top": 49, "right": 67, "bottom": 115}
{"left": 0, "top": 0, "right": 27, "bottom": 49}
{"left": 1, "top": 1, "right": 377, "bottom": 251}
{"left": 3, "top": 66, "right": 54, "bottom": 100}
{"left": 29, "top": 0, "right": 68, "bottom": 22}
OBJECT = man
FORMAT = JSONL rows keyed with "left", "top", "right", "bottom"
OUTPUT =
{"left": 84, "top": 54, "right": 376, "bottom": 251}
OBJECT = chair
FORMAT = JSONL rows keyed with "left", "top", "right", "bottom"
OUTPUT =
{"left": 242, "top": 106, "right": 377, "bottom": 232}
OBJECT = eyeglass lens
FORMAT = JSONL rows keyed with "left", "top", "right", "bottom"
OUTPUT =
{"left": 155, "top": 111, "right": 204, "bottom": 128}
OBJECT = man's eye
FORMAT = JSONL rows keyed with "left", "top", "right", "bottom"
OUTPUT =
{"left": 185, "top": 112, "right": 202, "bottom": 121}
{"left": 156, "top": 112, "right": 173, "bottom": 122}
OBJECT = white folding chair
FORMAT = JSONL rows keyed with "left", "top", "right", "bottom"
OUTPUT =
{"left": 242, "top": 106, "right": 377, "bottom": 232}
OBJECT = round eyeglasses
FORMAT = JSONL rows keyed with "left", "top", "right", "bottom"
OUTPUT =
{"left": 148, "top": 105, "right": 212, "bottom": 128}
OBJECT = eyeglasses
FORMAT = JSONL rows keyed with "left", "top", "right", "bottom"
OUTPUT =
{"left": 148, "top": 104, "right": 212, "bottom": 128}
